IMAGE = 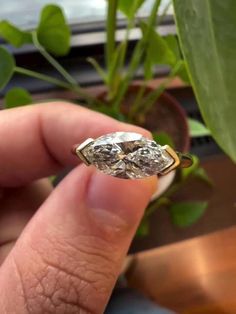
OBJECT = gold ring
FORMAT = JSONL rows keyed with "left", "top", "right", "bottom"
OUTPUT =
{"left": 72, "top": 132, "right": 193, "bottom": 179}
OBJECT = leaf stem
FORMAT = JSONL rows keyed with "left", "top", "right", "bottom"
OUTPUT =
{"left": 139, "top": 61, "right": 183, "bottom": 115}
{"left": 145, "top": 197, "right": 172, "bottom": 218}
{"left": 128, "top": 83, "right": 147, "bottom": 120}
{"left": 32, "top": 31, "right": 77, "bottom": 86}
{"left": 14, "top": 66, "right": 103, "bottom": 106}
{"left": 158, "top": 0, "right": 172, "bottom": 25}
{"left": 106, "top": 0, "right": 118, "bottom": 70}
{"left": 112, "top": 0, "right": 161, "bottom": 111}
{"left": 15, "top": 66, "right": 72, "bottom": 89}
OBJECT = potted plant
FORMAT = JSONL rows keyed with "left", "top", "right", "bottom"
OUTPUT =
{"left": 0, "top": 0, "right": 211, "bottom": 245}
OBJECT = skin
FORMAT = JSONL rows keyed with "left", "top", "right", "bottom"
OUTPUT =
{"left": 0, "top": 102, "right": 157, "bottom": 314}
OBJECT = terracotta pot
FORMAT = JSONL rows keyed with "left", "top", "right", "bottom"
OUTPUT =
{"left": 98, "top": 84, "right": 190, "bottom": 152}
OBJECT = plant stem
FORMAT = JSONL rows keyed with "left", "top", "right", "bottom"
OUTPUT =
{"left": 32, "top": 32, "right": 77, "bottom": 86}
{"left": 15, "top": 66, "right": 73, "bottom": 89}
{"left": 128, "top": 83, "right": 147, "bottom": 120}
{"left": 108, "top": 1, "right": 144, "bottom": 104}
{"left": 106, "top": 0, "right": 118, "bottom": 70}
{"left": 144, "top": 165, "right": 199, "bottom": 220}
{"left": 14, "top": 66, "right": 102, "bottom": 106}
{"left": 139, "top": 61, "right": 183, "bottom": 115}
{"left": 158, "top": 0, "right": 172, "bottom": 25}
{"left": 145, "top": 197, "right": 172, "bottom": 218}
{"left": 117, "top": 0, "right": 141, "bottom": 77}
{"left": 112, "top": 0, "right": 161, "bottom": 111}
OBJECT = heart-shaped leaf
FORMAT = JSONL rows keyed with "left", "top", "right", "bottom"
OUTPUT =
{"left": 118, "top": 0, "right": 145, "bottom": 19}
{"left": 37, "top": 4, "right": 70, "bottom": 56}
{"left": 0, "top": 46, "right": 15, "bottom": 90}
{"left": 4, "top": 87, "right": 32, "bottom": 109}
{"left": 174, "top": 0, "right": 236, "bottom": 162}
{"left": 0, "top": 21, "right": 32, "bottom": 47}
{"left": 170, "top": 201, "right": 207, "bottom": 227}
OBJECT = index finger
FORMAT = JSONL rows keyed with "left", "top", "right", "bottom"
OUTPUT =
{"left": 0, "top": 102, "right": 150, "bottom": 187}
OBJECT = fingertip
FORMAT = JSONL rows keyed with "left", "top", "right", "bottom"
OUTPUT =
{"left": 87, "top": 170, "right": 158, "bottom": 228}
{"left": 141, "top": 175, "right": 158, "bottom": 197}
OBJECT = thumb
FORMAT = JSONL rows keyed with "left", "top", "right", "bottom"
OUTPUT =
{"left": 0, "top": 165, "right": 157, "bottom": 314}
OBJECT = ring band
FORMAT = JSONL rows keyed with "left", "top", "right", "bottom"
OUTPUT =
{"left": 72, "top": 132, "right": 193, "bottom": 179}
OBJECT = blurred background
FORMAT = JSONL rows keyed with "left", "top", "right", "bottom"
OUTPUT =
{"left": 0, "top": 1, "right": 236, "bottom": 313}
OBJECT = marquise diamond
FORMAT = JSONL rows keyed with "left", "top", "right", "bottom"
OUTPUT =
{"left": 81, "top": 132, "right": 174, "bottom": 179}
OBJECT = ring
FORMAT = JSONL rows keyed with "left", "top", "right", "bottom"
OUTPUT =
{"left": 72, "top": 132, "right": 193, "bottom": 179}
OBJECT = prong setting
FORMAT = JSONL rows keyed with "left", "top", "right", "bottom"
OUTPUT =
{"left": 74, "top": 138, "right": 94, "bottom": 166}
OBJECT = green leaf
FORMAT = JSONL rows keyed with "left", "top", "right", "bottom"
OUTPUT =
{"left": 188, "top": 118, "right": 211, "bottom": 137}
{"left": 170, "top": 201, "right": 207, "bottom": 227}
{"left": 173, "top": 0, "right": 236, "bottom": 162}
{"left": 164, "top": 34, "right": 181, "bottom": 60}
{"left": 144, "top": 55, "right": 153, "bottom": 80}
{"left": 164, "top": 35, "right": 190, "bottom": 83}
{"left": 141, "top": 22, "right": 176, "bottom": 66}
{"left": 0, "top": 21, "right": 32, "bottom": 47}
{"left": 152, "top": 132, "right": 175, "bottom": 147}
{"left": 37, "top": 4, "right": 70, "bottom": 56}
{"left": 177, "top": 61, "right": 191, "bottom": 84}
{"left": 181, "top": 155, "right": 212, "bottom": 185}
{"left": 4, "top": 87, "right": 32, "bottom": 109}
{"left": 0, "top": 46, "right": 15, "bottom": 90}
{"left": 107, "top": 42, "right": 126, "bottom": 86}
{"left": 136, "top": 219, "right": 150, "bottom": 237}
{"left": 96, "top": 105, "right": 126, "bottom": 121}
{"left": 118, "top": 0, "right": 145, "bottom": 19}
{"left": 193, "top": 167, "right": 213, "bottom": 186}
{"left": 49, "top": 175, "right": 57, "bottom": 184}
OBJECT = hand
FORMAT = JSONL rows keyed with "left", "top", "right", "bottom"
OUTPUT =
{"left": 0, "top": 102, "right": 157, "bottom": 313}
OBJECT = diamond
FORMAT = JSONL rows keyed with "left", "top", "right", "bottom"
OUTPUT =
{"left": 81, "top": 132, "right": 174, "bottom": 179}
